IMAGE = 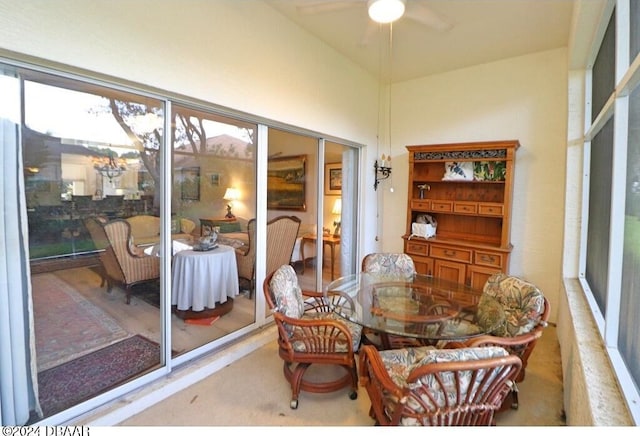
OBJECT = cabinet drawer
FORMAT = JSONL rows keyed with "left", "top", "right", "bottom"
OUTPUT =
{"left": 478, "top": 203, "right": 504, "bottom": 216}
{"left": 430, "top": 200, "right": 453, "bottom": 212}
{"left": 474, "top": 250, "right": 505, "bottom": 268}
{"left": 454, "top": 201, "right": 478, "bottom": 214}
{"left": 411, "top": 199, "right": 431, "bottom": 210}
{"left": 430, "top": 245, "right": 472, "bottom": 263}
{"left": 405, "top": 241, "right": 429, "bottom": 256}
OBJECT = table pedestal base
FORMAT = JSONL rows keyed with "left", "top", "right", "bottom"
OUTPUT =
{"left": 172, "top": 298, "right": 234, "bottom": 320}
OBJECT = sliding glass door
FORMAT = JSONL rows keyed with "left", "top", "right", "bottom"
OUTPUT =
{"left": 170, "top": 104, "right": 257, "bottom": 354}
{"left": 19, "top": 68, "right": 167, "bottom": 419}
{"left": 4, "top": 58, "right": 362, "bottom": 424}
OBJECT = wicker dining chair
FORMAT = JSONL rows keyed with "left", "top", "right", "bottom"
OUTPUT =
{"left": 359, "top": 344, "right": 522, "bottom": 426}
{"left": 361, "top": 252, "right": 417, "bottom": 278}
{"left": 361, "top": 252, "right": 423, "bottom": 349}
{"left": 264, "top": 264, "right": 362, "bottom": 409}
{"left": 454, "top": 273, "right": 550, "bottom": 410}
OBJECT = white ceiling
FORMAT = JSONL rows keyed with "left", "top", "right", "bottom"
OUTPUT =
{"left": 266, "top": 0, "right": 576, "bottom": 83}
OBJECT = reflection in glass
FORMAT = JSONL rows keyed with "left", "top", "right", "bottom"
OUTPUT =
{"left": 170, "top": 104, "right": 257, "bottom": 355}
{"left": 621, "top": 85, "right": 640, "bottom": 387}
{"left": 19, "top": 68, "right": 165, "bottom": 418}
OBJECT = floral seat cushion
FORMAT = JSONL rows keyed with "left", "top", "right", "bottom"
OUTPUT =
{"left": 379, "top": 345, "right": 511, "bottom": 425}
{"left": 269, "top": 264, "right": 305, "bottom": 318}
{"left": 269, "top": 264, "right": 362, "bottom": 352}
{"left": 362, "top": 253, "right": 416, "bottom": 279}
{"left": 480, "top": 273, "right": 545, "bottom": 337}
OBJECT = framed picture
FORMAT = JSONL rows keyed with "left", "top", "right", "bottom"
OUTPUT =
{"left": 180, "top": 167, "right": 200, "bottom": 201}
{"left": 267, "top": 155, "right": 306, "bottom": 211}
{"left": 209, "top": 173, "right": 220, "bottom": 186}
{"left": 324, "top": 163, "right": 342, "bottom": 195}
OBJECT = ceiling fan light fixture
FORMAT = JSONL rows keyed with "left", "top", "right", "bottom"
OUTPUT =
{"left": 367, "top": 0, "right": 406, "bottom": 23}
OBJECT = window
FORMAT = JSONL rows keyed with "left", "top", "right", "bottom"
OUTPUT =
{"left": 582, "top": 1, "right": 640, "bottom": 423}
{"left": 621, "top": 84, "right": 640, "bottom": 389}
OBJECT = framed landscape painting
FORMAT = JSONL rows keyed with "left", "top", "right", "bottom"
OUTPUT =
{"left": 267, "top": 155, "right": 306, "bottom": 211}
{"left": 324, "top": 163, "right": 341, "bottom": 195}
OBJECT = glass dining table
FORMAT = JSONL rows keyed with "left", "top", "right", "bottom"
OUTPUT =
{"left": 324, "top": 272, "right": 501, "bottom": 347}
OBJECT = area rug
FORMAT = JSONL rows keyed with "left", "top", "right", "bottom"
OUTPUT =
{"left": 32, "top": 273, "right": 130, "bottom": 371}
{"left": 38, "top": 334, "right": 161, "bottom": 417}
{"left": 133, "top": 281, "right": 160, "bottom": 308}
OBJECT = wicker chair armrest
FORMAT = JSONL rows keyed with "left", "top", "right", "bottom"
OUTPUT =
{"left": 359, "top": 345, "right": 405, "bottom": 396}
{"left": 464, "top": 328, "right": 543, "bottom": 348}
{"left": 274, "top": 312, "right": 355, "bottom": 353}
{"left": 326, "top": 289, "right": 357, "bottom": 312}
{"left": 300, "top": 289, "right": 356, "bottom": 314}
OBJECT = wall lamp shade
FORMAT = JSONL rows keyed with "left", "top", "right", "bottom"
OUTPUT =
{"left": 332, "top": 198, "right": 342, "bottom": 236}
{"left": 368, "top": 0, "right": 406, "bottom": 23}
{"left": 223, "top": 187, "right": 240, "bottom": 219}
{"left": 331, "top": 198, "right": 342, "bottom": 215}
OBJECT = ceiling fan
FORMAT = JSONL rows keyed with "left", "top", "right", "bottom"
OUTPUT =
{"left": 296, "top": 0, "right": 453, "bottom": 45}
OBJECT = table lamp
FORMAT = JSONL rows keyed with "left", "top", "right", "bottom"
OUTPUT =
{"left": 223, "top": 187, "right": 240, "bottom": 219}
{"left": 332, "top": 198, "right": 342, "bottom": 237}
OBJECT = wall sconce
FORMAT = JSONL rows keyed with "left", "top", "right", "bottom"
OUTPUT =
{"left": 223, "top": 187, "right": 240, "bottom": 219}
{"left": 374, "top": 154, "right": 392, "bottom": 190}
{"left": 332, "top": 198, "right": 342, "bottom": 237}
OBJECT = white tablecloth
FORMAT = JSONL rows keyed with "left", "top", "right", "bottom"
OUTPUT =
{"left": 171, "top": 244, "right": 239, "bottom": 311}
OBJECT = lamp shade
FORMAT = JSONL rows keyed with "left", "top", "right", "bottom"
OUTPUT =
{"left": 367, "top": 0, "right": 406, "bottom": 23}
{"left": 223, "top": 187, "right": 240, "bottom": 201}
{"left": 332, "top": 198, "right": 342, "bottom": 215}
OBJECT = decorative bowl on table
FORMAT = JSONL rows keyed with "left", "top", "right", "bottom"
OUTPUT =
{"left": 193, "top": 235, "right": 219, "bottom": 251}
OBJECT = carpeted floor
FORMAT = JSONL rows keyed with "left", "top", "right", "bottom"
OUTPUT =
{"left": 32, "top": 273, "right": 131, "bottom": 371}
{"left": 38, "top": 334, "right": 161, "bottom": 418}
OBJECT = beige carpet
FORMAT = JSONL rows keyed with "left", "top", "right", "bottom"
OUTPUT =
{"left": 121, "top": 325, "right": 565, "bottom": 426}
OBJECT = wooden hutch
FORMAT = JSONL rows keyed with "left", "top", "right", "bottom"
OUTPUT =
{"left": 403, "top": 140, "right": 519, "bottom": 290}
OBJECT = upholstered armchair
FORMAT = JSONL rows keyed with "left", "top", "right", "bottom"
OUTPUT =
{"left": 264, "top": 264, "right": 362, "bottom": 409}
{"left": 361, "top": 252, "right": 421, "bottom": 349}
{"left": 236, "top": 216, "right": 300, "bottom": 299}
{"left": 84, "top": 216, "right": 112, "bottom": 288}
{"left": 455, "top": 273, "right": 550, "bottom": 410}
{"left": 265, "top": 215, "right": 300, "bottom": 276}
{"left": 359, "top": 344, "right": 522, "bottom": 426}
{"left": 102, "top": 219, "right": 160, "bottom": 304}
{"left": 235, "top": 218, "right": 256, "bottom": 294}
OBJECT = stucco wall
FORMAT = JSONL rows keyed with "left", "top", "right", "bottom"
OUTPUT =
{"left": 0, "top": 0, "right": 383, "bottom": 258}
{"left": 388, "top": 48, "right": 569, "bottom": 324}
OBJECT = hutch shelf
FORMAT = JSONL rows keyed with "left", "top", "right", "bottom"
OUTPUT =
{"left": 403, "top": 140, "right": 519, "bottom": 290}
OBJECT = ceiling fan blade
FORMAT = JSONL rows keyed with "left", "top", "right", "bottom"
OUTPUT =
{"left": 296, "top": 0, "right": 363, "bottom": 15}
{"left": 404, "top": 2, "right": 453, "bottom": 32}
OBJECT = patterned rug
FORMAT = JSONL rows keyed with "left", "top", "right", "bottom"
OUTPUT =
{"left": 32, "top": 273, "right": 130, "bottom": 371}
{"left": 133, "top": 281, "right": 160, "bottom": 308}
{"left": 38, "top": 335, "right": 161, "bottom": 417}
